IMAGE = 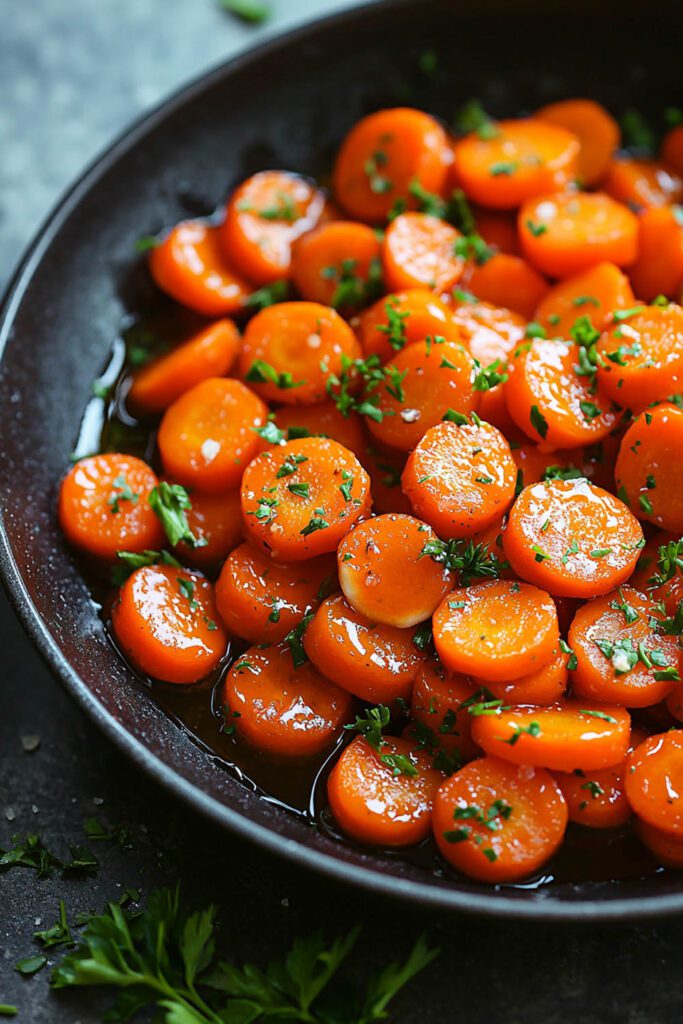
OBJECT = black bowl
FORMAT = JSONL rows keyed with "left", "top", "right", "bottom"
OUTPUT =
{"left": 2, "top": 0, "right": 682, "bottom": 920}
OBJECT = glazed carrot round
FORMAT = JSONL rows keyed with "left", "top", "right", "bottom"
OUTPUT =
{"left": 402, "top": 419, "right": 517, "bottom": 538}
{"left": 460, "top": 253, "right": 549, "bottom": 321}
{"left": 149, "top": 220, "right": 251, "bottom": 316}
{"left": 173, "top": 486, "right": 243, "bottom": 569}
{"left": 221, "top": 170, "right": 326, "bottom": 285}
{"left": 332, "top": 107, "right": 449, "bottom": 222}
{"left": 534, "top": 262, "right": 636, "bottom": 338}
{"left": 337, "top": 513, "right": 453, "bottom": 628}
{"left": 471, "top": 700, "right": 631, "bottom": 771}
{"left": 433, "top": 757, "right": 567, "bottom": 882}
{"left": 511, "top": 443, "right": 584, "bottom": 491}
{"left": 328, "top": 735, "right": 443, "bottom": 847}
{"left": 127, "top": 319, "right": 241, "bottom": 415}
{"left": 604, "top": 157, "right": 683, "bottom": 211}
{"left": 410, "top": 658, "right": 481, "bottom": 765}
{"left": 636, "top": 817, "right": 683, "bottom": 867}
{"left": 503, "top": 478, "right": 643, "bottom": 598}
{"left": 452, "top": 118, "right": 579, "bottom": 209}
{"left": 240, "top": 437, "right": 370, "bottom": 561}
{"left": 382, "top": 212, "right": 464, "bottom": 293}
{"left": 365, "top": 338, "right": 477, "bottom": 452}
{"left": 625, "top": 731, "right": 683, "bottom": 833}
{"left": 238, "top": 301, "right": 361, "bottom": 406}
{"left": 474, "top": 646, "right": 569, "bottom": 706}
{"left": 59, "top": 453, "right": 164, "bottom": 561}
{"left": 222, "top": 641, "right": 352, "bottom": 757}
{"left": 362, "top": 445, "right": 413, "bottom": 516}
{"left": 629, "top": 206, "right": 683, "bottom": 302}
{"left": 303, "top": 592, "right": 426, "bottom": 703}
{"left": 662, "top": 125, "right": 683, "bottom": 175}
{"left": 596, "top": 304, "right": 683, "bottom": 410}
{"left": 536, "top": 98, "right": 619, "bottom": 187}
{"left": 504, "top": 337, "right": 617, "bottom": 449}
{"left": 615, "top": 403, "right": 683, "bottom": 533}
{"left": 111, "top": 564, "right": 227, "bottom": 684}
{"left": 357, "top": 289, "right": 465, "bottom": 364}
{"left": 433, "top": 579, "right": 559, "bottom": 683}
{"left": 568, "top": 585, "right": 681, "bottom": 708}
{"left": 215, "top": 541, "right": 334, "bottom": 644}
{"left": 274, "top": 402, "right": 367, "bottom": 460}
{"left": 553, "top": 758, "right": 633, "bottom": 830}
{"left": 518, "top": 192, "right": 638, "bottom": 278}
{"left": 157, "top": 377, "right": 267, "bottom": 494}
{"left": 291, "top": 220, "right": 381, "bottom": 308}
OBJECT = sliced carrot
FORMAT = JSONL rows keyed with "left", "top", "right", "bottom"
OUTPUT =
{"left": 362, "top": 445, "right": 413, "bottom": 516}
{"left": 604, "top": 157, "right": 683, "bottom": 211}
{"left": 452, "top": 118, "right": 579, "bottom": 209}
{"left": 221, "top": 170, "right": 326, "bottom": 285}
{"left": 222, "top": 641, "right": 352, "bottom": 757}
{"left": 410, "top": 658, "right": 481, "bottom": 765}
{"left": 274, "top": 402, "right": 367, "bottom": 461}
{"left": 460, "top": 253, "right": 548, "bottom": 320}
{"left": 596, "top": 304, "right": 683, "bottom": 410}
{"left": 615, "top": 403, "right": 683, "bottom": 533}
{"left": 536, "top": 99, "right": 619, "bottom": 187}
{"left": 503, "top": 478, "right": 643, "bottom": 598}
{"left": 661, "top": 125, "right": 683, "bottom": 175}
{"left": 474, "top": 646, "right": 569, "bottom": 706}
{"left": 111, "top": 564, "right": 227, "bottom": 684}
{"left": 636, "top": 817, "right": 683, "bottom": 867}
{"left": 149, "top": 220, "right": 250, "bottom": 316}
{"left": 240, "top": 437, "right": 370, "bottom": 561}
{"left": 504, "top": 336, "right": 617, "bottom": 449}
{"left": 471, "top": 700, "right": 631, "bottom": 771}
{"left": 402, "top": 419, "right": 517, "bottom": 538}
{"left": 432, "top": 756, "right": 567, "bottom": 882}
{"left": 173, "top": 486, "right": 243, "bottom": 569}
{"left": 291, "top": 220, "right": 382, "bottom": 308}
{"left": 59, "top": 454, "right": 164, "bottom": 561}
{"left": 568, "top": 584, "right": 681, "bottom": 708}
{"left": 157, "top": 377, "right": 267, "bottom": 493}
{"left": 127, "top": 319, "right": 241, "bottom": 415}
{"left": 382, "top": 212, "right": 464, "bottom": 292}
{"left": 238, "top": 301, "right": 361, "bottom": 406}
{"left": 364, "top": 338, "right": 477, "bottom": 452}
{"left": 356, "top": 288, "right": 465, "bottom": 364}
{"left": 518, "top": 192, "right": 638, "bottom": 278}
{"left": 511, "top": 443, "right": 584, "bottom": 491}
{"left": 625, "top": 731, "right": 683, "bottom": 833}
{"left": 215, "top": 541, "right": 334, "bottom": 643}
{"left": 328, "top": 735, "right": 443, "bottom": 847}
{"left": 629, "top": 206, "right": 683, "bottom": 302}
{"left": 332, "top": 107, "right": 449, "bottom": 222}
{"left": 534, "top": 262, "right": 636, "bottom": 338}
{"left": 433, "top": 579, "right": 559, "bottom": 682}
{"left": 303, "top": 591, "right": 426, "bottom": 703}
{"left": 337, "top": 513, "right": 453, "bottom": 628}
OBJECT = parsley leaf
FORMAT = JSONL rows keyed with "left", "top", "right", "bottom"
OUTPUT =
{"left": 149, "top": 482, "right": 205, "bottom": 549}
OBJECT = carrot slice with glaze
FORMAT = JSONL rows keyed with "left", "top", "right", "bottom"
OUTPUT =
{"left": 357, "top": 288, "right": 464, "bottom": 364}
{"left": 625, "top": 731, "right": 683, "bottom": 834}
{"left": 382, "top": 212, "right": 464, "bottom": 293}
{"left": 460, "top": 253, "right": 549, "bottom": 321}
{"left": 473, "top": 646, "right": 569, "bottom": 706}
{"left": 604, "top": 157, "right": 683, "bottom": 211}
{"left": 172, "top": 486, "right": 243, "bottom": 569}
{"left": 615, "top": 403, "right": 683, "bottom": 533}
{"left": 629, "top": 206, "right": 683, "bottom": 302}
{"left": 552, "top": 727, "right": 646, "bottom": 829}
{"left": 596, "top": 304, "right": 683, "bottom": 410}
{"left": 291, "top": 220, "right": 382, "bottom": 308}
{"left": 536, "top": 98, "right": 619, "bottom": 187}
{"left": 410, "top": 659, "right": 481, "bottom": 765}
{"left": 534, "top": 262, "right": 636, "bottom": 338}
{"left": 274, "top": 402, "right": 367, "bottom": 461}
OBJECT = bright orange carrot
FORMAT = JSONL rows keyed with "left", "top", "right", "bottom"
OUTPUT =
{"left": 604, "top": 157, "right": 683, "bottom": 210}
{"left": 552, "top": 727, "right": 645, "bottom": 830}
{"left": 625, "top": 731, "right": 683, "bottom": 833}
{"left": 410, "top": 658, "right": 481, "bottom": 765}
{"left": 596, "top": 304, "right": 683, "bottom": 410}
{"left": 291, "top": 220, "right": 382, "bottom": 308}
{"left": 461, "top": 253, "right": 549, "bottom": 320}
{"left": 357, "top": 288, "right": 464, "bottom": 364}
{"left": 274, "top": 402, "right": 367, "bottom": 461}
{"left": 536, "top": 98, "right": 619, "bottom": 186}
{"left": 382, "top": 212, "right": 464, "bottom": 292}
{"left": 511, "top": 444, "right": 584, "bottom": 491}
{"left": 636, "top": 817, "right": 683, "bottom": 867}
{"left": 534, "top": 262, "right": 636, "bottom": 338}
{"left": 615, "top": 403, "right": 683, "bottom": 533}
{"left": 172, "top": 486, "right": 243, "bottom": 569}
{"left": 473, "top": 646, "right": 569, "bottom": 706}
{"left": 629, "top": 206, "right": 683, "bottom": 302}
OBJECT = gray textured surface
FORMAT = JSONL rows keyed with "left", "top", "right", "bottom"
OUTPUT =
{"left": 2, "top": 1, "right": 683, "bottom": 1021}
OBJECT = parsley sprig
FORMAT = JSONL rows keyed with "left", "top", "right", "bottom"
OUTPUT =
{"left": 345, "top": 706, "right": 419, "bottom": 777}
{"left": 419, "top": 538, "right": 509, "bottom": 585}
{"left": 149, "top": 482, "right": 206, "bottom": 549}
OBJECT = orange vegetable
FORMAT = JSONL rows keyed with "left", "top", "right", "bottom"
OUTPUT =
{"left": 433, "top": 757, "right": 567, "bottom": 882}
{"left": 625, "top": 731, "right": 683, "bottom": 834}
{"left": 240, "top": 437, "right": 370, "bottom": 561}
{"left": 596, "top": 304, "right": 683, "bottom": 410}
{"left": 382, "top": 212, "right": 464, "bottom": 292}
{"left": 536, "top": 98, "right": 619, "bottom": 187}
{"left": 461, "top": 253, "right": 549, "bottom": 320}
{"left": 274, "top": 402, "right": 367, "bottom": 461}
{"left": 362, "top": 445, "right": 413, "bottom": 516}
{"left": 222, "top": 642, "right": 352, "bottom": 757}
{"left": 410, "top": 658, "right": 481, "bottom": 765}
{"left": 157, "top": 377, "right": 267, "bottom": 493}
{"left": 471, "top": 700, "right": 631, "bottom": 771}
{"left": 552, "top": 726, "right": 644, "bottom": 830}
{"left": 238, "top": 301, "right": 361, "bottom": 406}
{"left": 128, "top": 319, "right": 241, "bottom": 415}
{"left": 615, "top": 403, "right": 683, "bottom": 533}
{"left": 472, "top": 209, "right": 520, "bottom": 253}
{"left": 432, "top": 579, "right": 559, "bottom": 683}
{"left": 59, "top": 454, "right": 164, "bottom": 561}
{"left": 328, "top": 735, "right": 443, "bottom": 846}
{"left": 221, "top": 170, "right": 326, "bottom": 285}
{"left": 534, "top": 262, "right": 636, "bottom": 338}
{"left": 503, "top": 478, "right": 643, "bottom": 598}
{"left": 604, "top": 157, "right": 683, "bottom": 211}
{"left": 402, "top": 419, "right": 517, "bottom": 538}
{"left": 111, "top": 564, "right": 227, "bottom": 684}
{"left": 511, "top": 443, "right": 584, "bottom": 491}
{"left": 452, "top": 118, "right": 579, "bottom": 209}
{"left": 291, "top": 220, "right": 381, "bottom": 308}
{"left": 518, "top": 192, "right": 638, "bottom": 278}
{"left": 173, "top": 486, "right": 243, "bottom": 569}
{"left": 474, "top": 646, "right": 569, "bottom": 706}
{"left": 149, "top": 220, "right": 250, "bottom": 316}
{"left": 357, "top": 288, "right": 464, "bottom": 364}
{"left": 636, "top": 817, "right": 683, "bottom": 867}
{"left": 215, "top": 541, "right": 334, "bottom": 643}
{"left": 629, "top": 206, "right": 683, "bottom": 302}
{"left": 337, "top": 513, "right": 453, "bottom": 628}
{"left": 303, "top": 591, "right": 425, "bottom": 703}
{"left": 332, "top": 107, "right": 449, "bottom": 222}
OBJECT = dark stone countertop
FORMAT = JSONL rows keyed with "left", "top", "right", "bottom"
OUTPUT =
{"left": 1, "top": 2, "right": 682, "bottom": 1020}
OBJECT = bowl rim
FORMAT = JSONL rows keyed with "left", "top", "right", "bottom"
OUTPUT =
{"left": 2, "top": 0, "right": 682, "bottom": 922}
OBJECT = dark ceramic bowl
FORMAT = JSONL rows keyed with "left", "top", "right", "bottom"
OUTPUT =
{"left": 2, "top": 0, "right": 682, "bottom": 920}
